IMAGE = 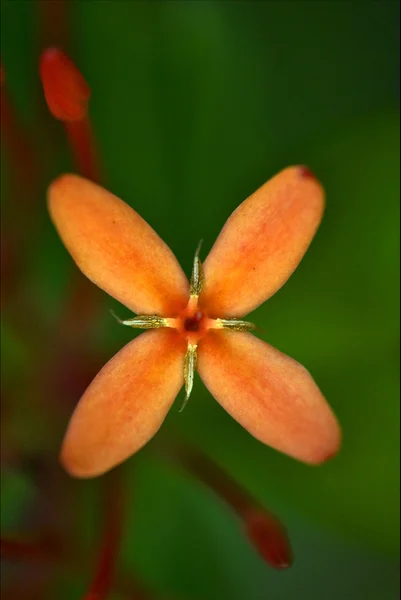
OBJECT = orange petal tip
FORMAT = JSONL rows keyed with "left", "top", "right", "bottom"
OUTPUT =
{"left": 39, "top": 48, "right": 90, "bottom": 121}
{"left": 59, "top": 330, "right": 185, "bottom": 478}
{"left": 48, "top": 174, "right": 189, "bottom": 315}
{"left": 198, "top": 331, "right": 341, "bottom": 465}
{"left": 201, "top": 166, "right": 325, "bottom": 317}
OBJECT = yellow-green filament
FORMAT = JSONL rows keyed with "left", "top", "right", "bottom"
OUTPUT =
{"left": 189, "top": 240, "right": 204, "bottom": 298}
{"left": 214, "top": 317, "right": 256, "bottom": 332}
{"left": 181, "top": 343, "right": 198, "bottom": 412}
{"left": 110, "top": 310, "right": 169, "bottom": 330}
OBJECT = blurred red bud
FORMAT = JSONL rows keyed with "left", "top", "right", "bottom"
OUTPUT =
{"left": 245, "top": 509, "right": 293, "bottom": 570}
{"left": 39, "top": 48, "right": 90, "bottom": 121}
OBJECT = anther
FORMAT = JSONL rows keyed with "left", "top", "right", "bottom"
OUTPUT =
{"left": 181, "top": 344, "right": 198, "bottom": 411}
{"left": 189, "top": 240, "right": 204, "bottom": 298}
{"left": 110, "top": 310, "right": 169, "bottom": 330}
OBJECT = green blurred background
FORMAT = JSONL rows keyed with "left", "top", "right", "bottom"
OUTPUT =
{"left": 1, "top": 1, "right": 399, "bottom": 599}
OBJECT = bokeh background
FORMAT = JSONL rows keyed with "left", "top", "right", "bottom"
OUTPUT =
{"left": 1, "top": 1, "right": 399, "bottom": 599}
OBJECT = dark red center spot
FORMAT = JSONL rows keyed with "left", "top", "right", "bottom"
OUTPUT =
{"left": 184, "top": 310, "right": 203, "bottom": 332}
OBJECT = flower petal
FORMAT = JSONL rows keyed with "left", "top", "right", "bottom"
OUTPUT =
{"left": 200, "top": 166, "right": 324, "bottom": 317}
{"left": 48, "top": 174, "right": 189, "bottom": 315}
{"left": 198, "top": 331, "right": 340, "bottom": 464}
{"left": 60, "top": 329, "right": 186, "bottom": 477}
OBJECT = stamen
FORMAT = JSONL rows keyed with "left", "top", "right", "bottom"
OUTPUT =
{"left": 214, "top": 318, "right": 256, "bottom": 332}
{"left": 181, "top": 343, "right": 197, "bottom": 412}
{"left": 189, "top": 240, "right": 204, "bottom": 298}
{"left": 110, "top": 310, "right": 169, "bottom": 330}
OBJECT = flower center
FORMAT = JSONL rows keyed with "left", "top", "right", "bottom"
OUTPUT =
{"left": 111, "top": 241, "right": 255, "bottom": 411}
{"left": 184, "top": 310, "right": 204, "bottom": 332}
{"left": 177, "top": 299, "right": 210, "bottom": 343}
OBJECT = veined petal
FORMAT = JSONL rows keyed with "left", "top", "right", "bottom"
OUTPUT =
{"left": 200, "top": 166, "right": 324, "bottom": 317}
{"left": 60, "top": 329, "right": 186, "bottom": 477}
{"left": 48, "top": 175, "right": 189, "bottom": 315}
{"left": 198, "top": 331, "right": 340, "bottom": 464}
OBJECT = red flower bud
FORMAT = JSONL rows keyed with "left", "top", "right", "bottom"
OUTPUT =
{"left": 245, "top": 509, "right": 293, "bottom": 570}
{"left": 39, "top": 48, "right": 90, "bottom": 121}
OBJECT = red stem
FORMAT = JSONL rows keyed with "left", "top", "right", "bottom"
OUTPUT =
{"left": 168, "top": 441, "right": 293, "bottom": 570}
{"left": 65, "top": 118, "right": 101, "bottom": 183}
{"left": 0, "top": 85, "right": 38, "bottom": 200}
{"left": 0, "top": 536, "right": 60, "bottom": 563}
{"left": 1, "top": 534, "right": 154, "bottom": 599}
{"left": 82, "top": 473, "right": 124, "bottom": 600}
{"left": 38, "top": 0, "right": 70, "bottom": 50}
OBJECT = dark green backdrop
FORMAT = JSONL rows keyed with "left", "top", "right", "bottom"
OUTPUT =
{"left": 1, "top": 1, "right": 399, "bottom": 599}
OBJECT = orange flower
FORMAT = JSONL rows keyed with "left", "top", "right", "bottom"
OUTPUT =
{"left": 48, "top": 166, "right": 341, "bottom": 478}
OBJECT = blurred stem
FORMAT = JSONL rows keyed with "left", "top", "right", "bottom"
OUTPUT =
{"left": 0, "top": 536, "right": 59, "bottom": 562}
{"left": 82, "top": 471, "right": 124, "bottom": 600}
{"left": 38, "top": 0, "right": 70, "bottom": 50}
{"left": 0, "top": 73, "right": 38, "bottom": 204}
{"left": 65, "top": 118, "right": 101, "bottom": 184}
{"left": 0, "top": 68, "right": 41, "bottom": 311}
{"left": 163, "top": 439, "right": 293, "bottom": 569}
{"left": 165, "top": 439, "right": 264, "bottom": 518}
{"left": 1, "top": 531, "right": 154, "bottom": 600}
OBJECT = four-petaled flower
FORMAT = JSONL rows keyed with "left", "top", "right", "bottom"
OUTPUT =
{"left": 48, "top": 166, "right": 341, "bottom": 478}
